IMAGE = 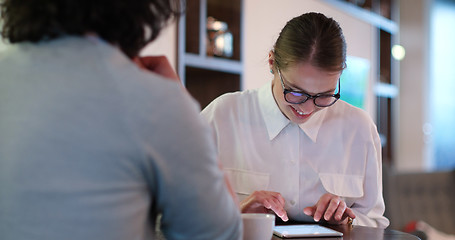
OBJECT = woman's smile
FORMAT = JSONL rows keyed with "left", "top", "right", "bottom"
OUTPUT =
{"left": 290, "top": 105, "right": 312, "bottom": 119}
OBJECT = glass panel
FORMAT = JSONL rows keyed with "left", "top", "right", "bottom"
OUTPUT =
{"left": 429, "top": 0, "right": 455, "bottom": 169}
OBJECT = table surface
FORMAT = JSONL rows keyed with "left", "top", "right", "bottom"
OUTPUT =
{"left": 271, "top": 224, "right": 421, "bottom": 240}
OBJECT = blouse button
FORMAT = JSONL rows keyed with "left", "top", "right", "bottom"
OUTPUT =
{"left": 290, "top": 200, "right": 296, "bottom": 206}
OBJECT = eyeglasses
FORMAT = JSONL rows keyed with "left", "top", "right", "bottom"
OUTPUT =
{"left": 278, "top": 68, "right": 340, "bottom": 107}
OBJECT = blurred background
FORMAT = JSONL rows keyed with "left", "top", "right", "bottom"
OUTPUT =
{"left": 2, "top": 0, "right": 455, "bottom": 234}
{"left": 138, "top": 0, "right": 455, "bottom": 173}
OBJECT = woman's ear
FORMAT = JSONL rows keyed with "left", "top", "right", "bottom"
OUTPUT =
{"left": 268, "top": 50, "right": 275, "bottom": 73}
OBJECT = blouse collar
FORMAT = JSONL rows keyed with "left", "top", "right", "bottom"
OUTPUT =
{"left": 258, "top": 81, "right": 327, "bottom": 142}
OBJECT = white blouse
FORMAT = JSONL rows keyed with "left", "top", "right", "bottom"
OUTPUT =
{"left": 201, "top": 81, "right": 390, "bottom": 228}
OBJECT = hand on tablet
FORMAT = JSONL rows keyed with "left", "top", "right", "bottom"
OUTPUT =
{"left": 240, "top": 190, "right": 289, "bottom": 222}
{"left": 303, "top": 193, "right": 356, "bottom": 225}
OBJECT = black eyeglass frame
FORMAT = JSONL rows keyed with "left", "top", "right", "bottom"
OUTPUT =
{"left": 277, "top": 68, "right": 341, "bottom": 107}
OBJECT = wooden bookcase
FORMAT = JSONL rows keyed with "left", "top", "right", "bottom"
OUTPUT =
{"left": 178, "top": 0, "right": 243, "bottom": 109}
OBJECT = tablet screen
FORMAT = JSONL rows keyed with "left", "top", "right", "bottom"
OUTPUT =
{"left": 273, "top": 225, "right": 343, "bottom": 238}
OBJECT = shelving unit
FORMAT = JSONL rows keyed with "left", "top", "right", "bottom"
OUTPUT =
{"left": 178, "top": 0, "right": 243, "bottom": 109}
{"left": 324, "top": 0, "right": 399, "bottom": 164}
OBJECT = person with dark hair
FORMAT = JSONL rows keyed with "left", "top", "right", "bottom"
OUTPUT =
{"left": 0, "top": 1, "right": 242, "bottom": 239}
{"left": 201, "top": 12, "right": 390, "bottom": 228}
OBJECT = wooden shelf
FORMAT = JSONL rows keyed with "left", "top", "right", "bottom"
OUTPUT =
{"left": 178, "top": 0, "right": 243, "bottom": 109}
{"left": 323, "top": 0, "right": 398, "bottom": 34}
{"left": 183, "top": 53, "right": 243, "bottom": 74}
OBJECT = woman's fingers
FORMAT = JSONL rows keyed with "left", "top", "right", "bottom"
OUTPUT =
{"left": 323, "top": 197, "right": 341, "bottom": 221}
{"left": 241, "top": 191, "right": 289, "bottom": 221}
{"left": 333, "top": 200, "right": 346, "bottom": 221}
{"left": 313, "top": 194, "right": 331, "bottom": 222}
{"left": 304, "top": 193, "right": 355, "bottom": 225}
{"left": 303, "top": 206, "right": 315, "bottom": 216}
{"left": 344, "top": 207, "right": 356, "bottom": 219}
{"left": 262, "top": 194, "right": 289, "bottom": 221}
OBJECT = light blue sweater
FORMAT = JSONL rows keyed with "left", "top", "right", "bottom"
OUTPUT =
{"left": 0, "top": 36, "right": 241, "bottom": 240}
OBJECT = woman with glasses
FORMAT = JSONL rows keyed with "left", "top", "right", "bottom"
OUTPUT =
{"left": 201, "top": 12, "right": 390, "bottom": 228}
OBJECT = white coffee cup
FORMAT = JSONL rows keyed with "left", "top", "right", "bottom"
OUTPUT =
{"left": 241, "top": 213, "right": 275, "bottom": 240}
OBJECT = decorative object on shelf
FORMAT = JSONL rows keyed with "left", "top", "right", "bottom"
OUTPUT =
{"left": 177, "top": 0, "right": 243, "bottom": 109}
{"left": 206, "top": 16, "right": 233, "bottom": 58}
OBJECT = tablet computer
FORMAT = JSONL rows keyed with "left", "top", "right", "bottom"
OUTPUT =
{"left": 273, "top": 224, "right": 343, "bottom": 238}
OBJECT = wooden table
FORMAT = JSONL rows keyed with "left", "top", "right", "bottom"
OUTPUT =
{"left": 272, "top": 224, "right": 420, "bottom": 240}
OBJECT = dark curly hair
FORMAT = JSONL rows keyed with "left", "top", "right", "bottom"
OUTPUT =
{"left": 0, "top": 0, "right": 183, "bottom": 58}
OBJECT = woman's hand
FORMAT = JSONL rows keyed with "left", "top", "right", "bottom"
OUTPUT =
{"left": 303, "top": 193, "right": 356, "bottom": 225}
{"left": 133, "top": 55, "right": 180, "bottom": 82}
{"left": 240, "top": 191, "right": 289, "bottom": 221}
